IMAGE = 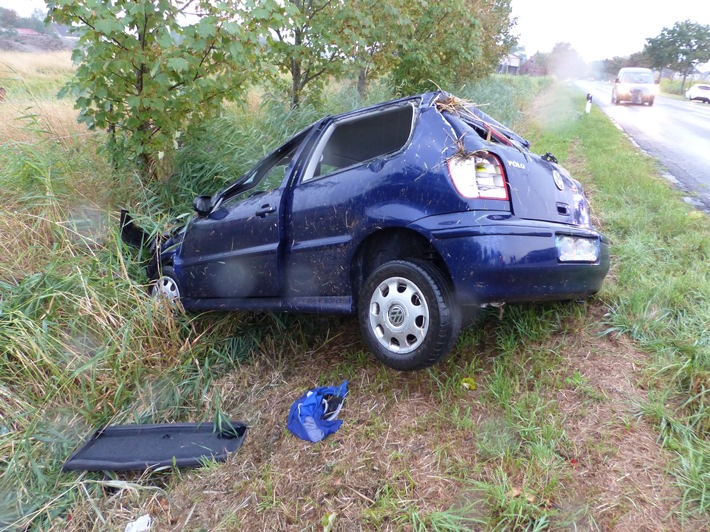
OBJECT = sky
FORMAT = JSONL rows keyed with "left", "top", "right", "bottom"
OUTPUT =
{"left": 511, "top": 0, "right": 710, "bottom": 63}
{"left": 0, "top": 0, "right": 45, "bottom": 18}
{"left": 3, "top": 0, "right": 710, "bottom": 65}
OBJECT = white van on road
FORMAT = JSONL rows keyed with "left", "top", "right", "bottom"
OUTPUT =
{"left": 612, "top": 67, "right": 658, "bottom": 106}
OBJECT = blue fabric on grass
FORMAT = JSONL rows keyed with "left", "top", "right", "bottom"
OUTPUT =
{"left": 287, "top": 380, "right": 348, "bottom": 443}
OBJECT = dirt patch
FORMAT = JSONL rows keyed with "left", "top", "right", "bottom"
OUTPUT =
{"left": 552, "top": 307, "right": 702, "bottom": 530}
{"left": 59, "top": 306, "right": 705, "bottom": 531}
{"left": 157, "top": 338, "right": 470, "bottom": 531}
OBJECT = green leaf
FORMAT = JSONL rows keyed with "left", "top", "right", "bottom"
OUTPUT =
{"left": 167, "top": 58, "right": 189, "bottom": 73}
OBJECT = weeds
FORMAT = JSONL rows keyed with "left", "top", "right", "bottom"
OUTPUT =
{"left": 2, "top": 60, "right": 709, "bottom": 529}
{"left": 538, "top": 87, "right": 710, "bottom": 518}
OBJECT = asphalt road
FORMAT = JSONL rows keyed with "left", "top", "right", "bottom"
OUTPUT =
{"left": 575, "top": 80, "right": 710, "bottom": 214}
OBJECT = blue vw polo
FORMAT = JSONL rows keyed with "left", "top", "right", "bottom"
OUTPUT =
{"left": 126, "top": 92, "right": 609, "bottom": 371}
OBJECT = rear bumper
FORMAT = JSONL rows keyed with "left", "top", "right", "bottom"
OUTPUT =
{"left": 417, "top": 214, "right": 610, "bottom": 305}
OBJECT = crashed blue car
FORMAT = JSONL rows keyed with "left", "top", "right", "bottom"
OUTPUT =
{"left": 123, "top": 92, "right": 609, "bottom": 371}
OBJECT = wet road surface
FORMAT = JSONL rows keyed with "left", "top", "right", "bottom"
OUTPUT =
{"left": 576, "top": 80, "right": 710, "bottom": 214}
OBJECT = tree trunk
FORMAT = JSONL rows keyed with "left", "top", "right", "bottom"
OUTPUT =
{"left": 290, "top": 24, "right": 303, "bottom": 108}
{"left": 357, "top": 68, "right": 368, "bottom": 98}
{"left": 291, "top": 57, "right": 301, "bottom": 108}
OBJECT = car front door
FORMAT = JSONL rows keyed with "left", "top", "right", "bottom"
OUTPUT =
{"left": 176, "top": 136, "right": 306, "bottom": 300}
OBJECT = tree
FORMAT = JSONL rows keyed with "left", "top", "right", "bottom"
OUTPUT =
{"left": 47, "top": 0, "right": 282, "bottom": 180}
{"left": 644, "top": 20, "right": 710, "bottom": 91}
{"left": 625, "top": 51, "right": 653, "bottom": 69}
{"left": 393, "top": 0, "right": 515, "bottom": 93}
{"left": 469, "top": 0, "right": 516, "bottom": 73}
{"left": 603, "top": 56, "right": 625, "bottom": 78}
{"left": 267, "top": 0, "right": 357, "bottom": 107}
{"left": 601, "top": 51, "right": 653, "bottom": 79}
{"left": 352, "top": 0, "right": 514, "bottom": 96}
{"left": 267, "top": 0, "right": 515, "bottom": 105}
{"left": 0, "top": 7, "right": 19, "bottom": 28}
{"left": 347, "top": 0, "right": 412, "bottom": 97}
{"left": 0, "top": 7, "right": 51, "bottom": 34}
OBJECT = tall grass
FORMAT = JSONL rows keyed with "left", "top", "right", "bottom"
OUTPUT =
{"left": 3, "top": 64, "right": 708, "bottom": 528}
{"left": 0, "top": 51, "right": 75, "bottom": 102}
{"left": 660, "top": 78, "right": 692, "bottom": 96}
{"left": 522, "top": 86, "right": 710, "bottom": 515}
{"left": 0, "top": 81, "right": 255, "bottom": 528}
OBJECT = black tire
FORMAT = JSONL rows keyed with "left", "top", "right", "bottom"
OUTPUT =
{"left": 150, "top": 265, "right": 181, "bottom": 301}
{"left": 358, "top": 260, "right": 461, "bottom": 371}
{"left": 647, "top": 97, "right": 654, "bottom": 106}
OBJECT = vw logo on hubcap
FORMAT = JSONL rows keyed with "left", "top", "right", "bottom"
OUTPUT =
{"left": 388, "top": 304, "right": 406, "bottom": 327}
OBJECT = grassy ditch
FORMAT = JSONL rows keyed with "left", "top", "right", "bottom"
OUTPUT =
{"left": 525, "top": 86, "right": 710, "bottom": 519}
{"left": 0, "top": 64, "right": 708, "bottom": 531}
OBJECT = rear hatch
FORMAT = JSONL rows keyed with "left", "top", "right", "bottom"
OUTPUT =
{"left": 505, "top": 152, "right": 590, "bottom": 227}
{"left": 441, "top": 103, "right": 590, "bottom": 228}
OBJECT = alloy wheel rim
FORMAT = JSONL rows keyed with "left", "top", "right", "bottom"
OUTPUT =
{"left": 152, "top": 276, "right": 180, "bottom": 300}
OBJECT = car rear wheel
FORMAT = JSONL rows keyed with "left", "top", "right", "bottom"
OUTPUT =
{"left": 358, "top": 260, "right": 461, "bottom": 371}
{"left": 150, "top": 266, "right": 181, "bottom": 301}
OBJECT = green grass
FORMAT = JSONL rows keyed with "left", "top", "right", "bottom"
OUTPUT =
{"left": 660, "top": 78, "right": 697, "bottom": 97}
{"left": 1, "top": 70, "right": 709, "bottom": 530}
{"left": 525, "top": 86, "right": 710, "bottom": 517}
{"left": 0, "top": 51, "right": 76, "bottom": 101}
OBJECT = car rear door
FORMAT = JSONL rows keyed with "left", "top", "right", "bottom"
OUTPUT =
{"left": 285, "top": 101, "right": 418, "bottom": 297}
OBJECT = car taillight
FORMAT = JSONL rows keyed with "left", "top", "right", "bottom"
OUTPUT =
{"left": 447, "top": 151, "right": 508, "bottom": 200}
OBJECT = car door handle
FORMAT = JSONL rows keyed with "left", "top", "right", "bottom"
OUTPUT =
{"left": 256, "top": 204, "right": 276, "bottom": 218}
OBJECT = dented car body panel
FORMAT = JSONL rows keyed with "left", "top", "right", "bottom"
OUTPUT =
{"left": 132, "top": 91, "right": 609, "bottom": 369}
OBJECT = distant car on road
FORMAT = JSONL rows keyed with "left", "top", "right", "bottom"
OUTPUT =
{"left": 612, "top": 67, "right": 658, "bottom": 106}
{"left": 685, "top": 84, "right": 710, "bottom": 103}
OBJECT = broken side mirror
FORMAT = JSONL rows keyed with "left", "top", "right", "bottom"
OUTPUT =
{"left": 193, "top": 195, "right": 212, "bottom": 216}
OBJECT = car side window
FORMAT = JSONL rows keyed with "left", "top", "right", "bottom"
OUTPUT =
{"left": 302, "top": 102, "right": 416, "bottom": 182}
{"left": 250, "top": 151, "right": 293, "bottom": 195}
{"left": 223, "top": 143, "right": 299, "bottom": 205}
